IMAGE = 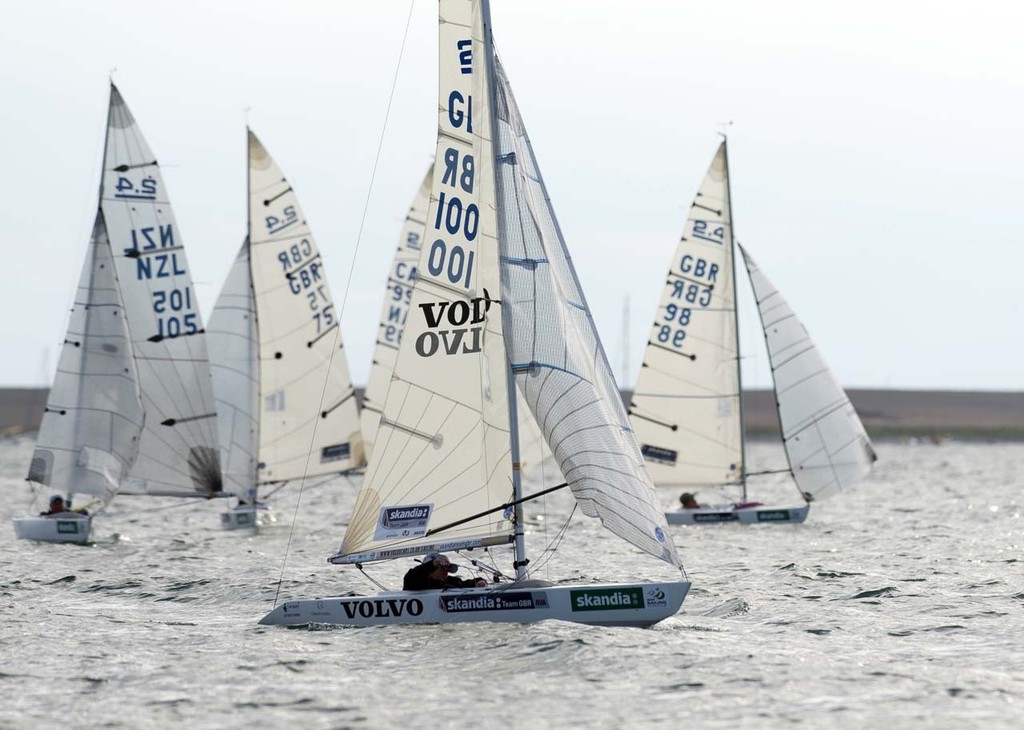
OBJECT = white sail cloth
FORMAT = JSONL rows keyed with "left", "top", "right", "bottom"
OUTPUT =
{"left": 101, "top": 85, "right": 222, "bottom": 497}
{"left": 360, "top": 167, "right": 432, "bottom": 461}
{"left": 740, "top": 247, "right": 877, "bottom": 501}
{"left": 27, "top": 212, "right": 144, "bottom": 506}
{"left": 337, "top": 0, "right": 513, "bottom": 563}
{"left": 629, "top": 142, "right": 743, "bottom": 488}
{"left": 246, "top": 130, "right": 364, "bottom": 481}
{"left": 207, "top": 241, "right": 259, "bottom": 498}
{"left": 490, "top": 55, "right": 680, "bottom": 569}
{"left": 337, "top": 0, "right": 679, "bottom": 571}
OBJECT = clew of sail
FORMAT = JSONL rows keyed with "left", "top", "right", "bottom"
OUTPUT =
{"left": 335, "top": 0, "right": 513, "bottom": 564}
{"left": 102, "top": 85, "right": 222, "bottom": 497}
{"left": 27, "top": 212, "right": 145, "bottom": 506}
{"left": 490, "top": 54, "right": 681, "bottom": 569}
{"left": 360, "top": 167, "right": 431, "bottom": 461}
{"left": 207, "top": 240, "right": 259, "bottom": 498}
{"left": 740, "top": 246, "right": 877, "bottom": 501}
{"left": 247, "top": 131, "right": 364, "bottom": 481}
{"left": 629, "top": 141, "right": 743, "bottom": 488}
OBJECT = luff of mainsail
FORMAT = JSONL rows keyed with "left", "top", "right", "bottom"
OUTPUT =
{"left": 27, "top": 212, "right": 145, "bottom": 507}
{"left": 629, "top": 142, "right": 743, "bottom": 491}
{"left": 740, "top": 246, "right": 877, "bottom": 501}
{"left": 101, "top": 85, "right": 222, "bottom": 497}
{"left": 489, "top": 53, "right": 681, "bottom": 570}
{"left": 334, "top": 0, "right": 513, "bottom": 564}
{"left": 360, "top": 167, "right": 431, "bottom": 462}
{"left": 207, "top": 240, "right": 259, "bottom": 498}
{"left": 246, "top": 130, "right": 364, "bottom": 481}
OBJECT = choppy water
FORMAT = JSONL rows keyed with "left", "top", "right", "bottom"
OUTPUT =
{"left": 2, "top": 437, "right": 1022, "bottom": 729}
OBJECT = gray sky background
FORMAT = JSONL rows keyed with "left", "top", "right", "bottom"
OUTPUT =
{"left": 1, "top": 0, "right": 1021, "bottom": 390}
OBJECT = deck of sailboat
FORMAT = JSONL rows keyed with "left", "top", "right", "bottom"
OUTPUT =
{"left": 260, "top": 581, "right": 691, "bottom": 629}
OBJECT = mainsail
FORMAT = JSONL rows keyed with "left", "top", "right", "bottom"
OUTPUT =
{"left": 336, "top": 0, "right": 513, "bottom": 563}
{"left": 629, "top": 142, "right": 744, "bottom": 488}
{"left": 101, "top": 85, "right": 222, "bottom": 497}
{"left": 208, "top": 131, "right": 364, "bottom": 491}
{"left": 27, "top": 212, "right": 145, "bottom": 507}
{"left": 207, "top": 241, "right": 259, "bottom": 498}
{"left": 740, "top": 247, "right": 877, "bottom": 501}
{"left": 360, "top": 167, "right": 431, "bottom": 461}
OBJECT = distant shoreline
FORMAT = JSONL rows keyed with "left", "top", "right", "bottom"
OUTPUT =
{"left": 2, "top": 387, "right": 1022, "bottom": 440}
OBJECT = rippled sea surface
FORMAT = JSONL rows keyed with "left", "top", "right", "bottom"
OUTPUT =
{"left": 2, "top": 437, "right": 1023, "bottom": 729}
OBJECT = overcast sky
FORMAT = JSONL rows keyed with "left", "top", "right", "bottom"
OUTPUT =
{"left": 2, "top": 0, "right": 1021, "bottom": 391}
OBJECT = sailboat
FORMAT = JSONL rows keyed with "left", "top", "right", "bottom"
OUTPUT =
{"left": 629, "top": 140, "right": 877, "bottom": 526}
{"left": 15, "top": 84, "right": 223, "bottom": 542}
{"left": 207, "top": 130, "right": 364, "bottom": 530}
{"left": 260, "top": 0, "right": 688, "bottom": 628}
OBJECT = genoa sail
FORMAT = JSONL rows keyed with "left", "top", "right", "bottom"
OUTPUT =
{"left": 360, "top": 167, "right": 431, "bottom": 461}
{"left": 27, "top": 212, "right": 144, "bottom": 507}
{"left": 207, "top": 240, "right": 259, "bottom": 499}
{"left": 335, "top": 0, "right": 514, "bottom": 564}
{"left": 246, "top": 130, "right": 364, "bottom": 481}
{"left": 101, "top": 85, "right": 222, "bottom": 497}
{"left": 490, "top": 53, "right": 680, "bottom": 569}
{"left": 740, "top": 246, "right": 877, "bottom": 501}
{"left": 629, "top": 141, "right": 744, "bottom": 489}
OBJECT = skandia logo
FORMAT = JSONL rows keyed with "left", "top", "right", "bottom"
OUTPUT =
{"left": 570, "top": 587, "right": 644, "bottom": 612}
{"left": 374, "top": 503, "right": 433, "bottom": 541}
{"left": 382, "top": 506, "right": 430, "bottom": 527}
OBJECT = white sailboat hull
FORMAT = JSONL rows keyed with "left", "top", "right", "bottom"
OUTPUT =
{"left": 220, "top": 503, "right": 276, "bottom": 531}
{"left": 12, "top": 514, "right": 92, "bottom": 543}
{"left": 666, "top": 504, "right": 810, "bottom": 526}
{"left": 260, "top": 581, "right": 690, "bottom": 629}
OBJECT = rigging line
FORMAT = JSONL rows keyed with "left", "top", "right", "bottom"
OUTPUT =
{"left": 425, "top": 482, "right": 569, "bottom": 538}
{"left": 272, "top": 0, "right": 416, "bottom": 610}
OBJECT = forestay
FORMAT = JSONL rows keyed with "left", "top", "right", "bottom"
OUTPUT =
{"left": 336, "top": 0, "right": 513, "bottom": 564}
{"left": 741, "top": 246, "right": 877, "bottom": 501}
{"left": 629, "top": 142, "right": 743, "bottom": 489}
{"left": 102, "top": 85, "right": 222, "bottom": 497}
{"left": 27, "top": 213, "right": 145, "bottom": 506}
{"left": 490, "top": 54, "right": 680, "bottom": 568}
{"left": 207, "top": 241, "right": 259, "bottom": 498}
{"left": 247, "top": 131, "right": 363, "bottom": 481}
{"left": 360, "top": 167, "right": 431, "bottom": 461}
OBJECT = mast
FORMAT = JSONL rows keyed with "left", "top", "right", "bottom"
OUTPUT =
{"left": 480, "top": 0, "right": 527, "bottom": 580}
{"left": 245, "top": 128, "right": 262, "bottom": 513}
{"left": 723, "top": 137, "right": 749, "bottom": 502}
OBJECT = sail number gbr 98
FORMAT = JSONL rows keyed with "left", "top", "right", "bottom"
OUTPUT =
{"left": 655, "top": 234, "right": 721, "bottom": 350}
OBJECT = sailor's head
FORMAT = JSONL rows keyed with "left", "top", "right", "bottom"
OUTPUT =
{"left": 49, "top": 495, "right": 65, "bottom": 510}
{"left": 423, "top": 552, "right": 458, "bottom": 574}
{"left": 679, "top": 492, "right": 699, "bottom": 508}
